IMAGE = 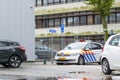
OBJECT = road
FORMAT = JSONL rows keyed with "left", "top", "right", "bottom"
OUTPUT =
{"left": 0, "top": 62, "right": 120, "bottom": 80}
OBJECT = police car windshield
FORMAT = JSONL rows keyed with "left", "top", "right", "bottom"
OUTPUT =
{"left": 64, "top": 42, "right": 86, "bottom": 50}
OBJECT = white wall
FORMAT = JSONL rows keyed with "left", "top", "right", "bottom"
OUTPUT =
{"left": 0, "top": 0, "right": 35, "bottom": 61}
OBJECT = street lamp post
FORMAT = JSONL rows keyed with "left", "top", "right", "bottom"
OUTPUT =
{"left": 49, "top": 29, "right": 56, "bottom": 64}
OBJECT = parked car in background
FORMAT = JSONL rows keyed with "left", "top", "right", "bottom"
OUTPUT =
{"left": 55, "top": 41, "right": 103, "bottom": 65}
{"left": 101, "top": 33, "right": 120, "bottom": 75}
{"left": 35, "top": 45, "right": 57, "bottom": 60}
{"left": 0, "top": 40, "right": 27, "bottom": 68}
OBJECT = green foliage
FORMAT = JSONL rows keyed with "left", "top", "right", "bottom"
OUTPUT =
{"left": 116, "top": 30, "right": 120, "bottom": 33}
{"left": 65, "top": 32, "right": 74, "bottom": 36}
{"left": 85, "top": 0, "right": 114, "bottom": 16}
{"left": 47, "top": 33, "right": 52, "bottom": 36}
{"left": 86, "top": 31, "right": 92, "bottom": 35}
{"left": 85, "top": 0, "right": 114, "bottom": 41}
{"left": 40, "top": 34, "right": 45, "bottom": 36}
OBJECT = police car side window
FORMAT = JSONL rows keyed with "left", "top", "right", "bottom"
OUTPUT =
{"left": 84, "top": 44, "right": 92, "bottom": 50}
{"left": 109, "top": 35, "right": 120, "bottom": 46}
{"left": 91, "top": 43, "right": 102, "bottom": 50}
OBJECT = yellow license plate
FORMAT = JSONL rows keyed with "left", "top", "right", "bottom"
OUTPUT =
{"left": 59, "top": 57, "right": 66, "bottom": 60}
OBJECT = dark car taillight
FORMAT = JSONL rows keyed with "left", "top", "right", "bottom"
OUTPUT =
{"left": 19, "top": 46, "right": 26, "bottom": 52}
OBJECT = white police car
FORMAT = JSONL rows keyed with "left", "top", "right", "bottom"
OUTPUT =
{"left": 55, "top": 41, "right": 103, "bottom": 65}
{"left": 101, "top": 33, "right": 120, "bottom": 74}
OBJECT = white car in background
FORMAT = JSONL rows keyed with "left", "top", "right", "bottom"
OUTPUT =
{"left": 101, "top": 33, "right": 120, "bottom": 74}
{"left": 55, "top": 41, "right": 103, "bottom": 65}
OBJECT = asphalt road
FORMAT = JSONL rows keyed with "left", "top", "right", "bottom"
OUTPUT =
{"left": 0, "top": 61, "right": 120, "bottom": 80}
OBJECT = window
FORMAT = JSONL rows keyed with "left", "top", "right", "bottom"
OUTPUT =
{"left": 54, "top": 0, "right": 60, "bottom": 4}
{"left": 84, "top": 44, "right": 92, "bottom": 50}
{"left": 36, "top": 20, "right": 39, "bottom": 28}
{"left": 9, "top": 42, "right": 20, "bottom": 46}
{"left": 116, "top": 13, "right": 120, "bottom": 23}
{"left": 55, "top": 18, "right": 60, "bottom": 27}
{"left": 109, "top": 35, "right": 120, "bottom": 46}
{"left": 48, "top": 0, "right": 54, "bottom": 5}
{"left": 91, "top": 43, "right": 102, "bottom": 50}
{"left": 61, "top": 0, "right": 66, "bottom": 3}
{"left": 68, "top": 17, "right": 73, "bottom": 26}
{"left": 80, "top": 0, "right": 84, "bottom": 1}
{"left": 43, "top": 0, "right": 48, "bottom": 6}
{"left": 74, "top": 0, "right": 80, "bottom": 2}
{"left": 61, "top": 18, "right": 66, "bottom": 26}
{"left": 36, "top": 0, "right": 42, "bottom": 6}
{"left": 74, "top": 17, "right": 79, "bottom": 26}
{"left": 95, "top": 15, "right": 101, "bottom": 24}
{"left": 109, "top": 13, "right": 116, "bottom": 23}
{"left": 0, "top": 42, "right": 7, "bottom": 47}
{"left": 87, "top": 15, "right": 93, "bottom": 25}
{"left": 80, "top": 16, "right": 87, "bottom": 25}
{"left": 49, "top": 19, "right": 54, "bottom": 27}
{"left": 85, "top": 43, "right": 102, "bottom": 50}
{"left": 36, "top": 20, "right": 42, "bottom": 28}
{"left": 43, "top": 20, "right": 49, "bottom": 28}
{"left": 67, "top": 0, "right": 73, "bottom": 3}
{"left": 106, "top": 16, "right": 109, "bottom": 23}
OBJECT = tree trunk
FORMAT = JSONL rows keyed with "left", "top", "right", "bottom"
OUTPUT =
{"left": 101, "top": 15, "right": 108, "bottom": 42}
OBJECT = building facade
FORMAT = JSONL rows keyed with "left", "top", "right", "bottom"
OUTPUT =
{"left": 35, "top": 0, "right": 120, "bottom": 50}
{"left": 0, "top": 0, "right": 35, "bottom": 61}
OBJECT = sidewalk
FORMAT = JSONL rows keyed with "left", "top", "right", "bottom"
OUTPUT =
{"left": 25, "top": 60, "right": 56, "bottom": 65}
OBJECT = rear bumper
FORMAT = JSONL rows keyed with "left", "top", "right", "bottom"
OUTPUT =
{"left": 21, "top": 54, "right": 27, "bottom": 62}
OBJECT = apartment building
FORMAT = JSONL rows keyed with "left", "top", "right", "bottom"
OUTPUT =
{"left": 35, "top": 0, "right": 120, "bottom": 50}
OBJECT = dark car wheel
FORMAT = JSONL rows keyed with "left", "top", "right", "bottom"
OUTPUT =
{"left": 8, "top": 55, "right": 22, "bottom": 68}
{"left": 1, "top": 63, "right": 9, "bottom": 67}
{"left": 77, "top": 56, "right": 85, "bottom": 65}
{"left": 102, "top": 59, "right": 112, "bottom": 75}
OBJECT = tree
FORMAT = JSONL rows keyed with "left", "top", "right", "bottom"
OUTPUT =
{"left": 85, "top": 0, "right": 114, "bottom": 41}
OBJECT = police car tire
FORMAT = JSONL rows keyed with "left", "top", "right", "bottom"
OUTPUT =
{"left": 102, "top": 59, "right": 112, "bottom": 75}
{"left": 77, "top": 56, "right": 85, "bottom": 65}
{"left": 98, "top": 62, "right": 101, "bottom": 65}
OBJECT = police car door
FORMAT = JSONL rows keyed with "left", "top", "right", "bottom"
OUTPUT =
{"left": 91, "top": 43, "right": 102, "bottom": 62}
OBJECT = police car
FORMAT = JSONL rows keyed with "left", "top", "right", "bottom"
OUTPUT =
{"left": 55, "top": 41, "right": 103, "bottom": 65}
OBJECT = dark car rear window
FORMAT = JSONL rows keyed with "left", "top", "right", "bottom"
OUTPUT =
{"left": 0, "top": 41, "right": 20, "bottom": 46}
{"left": 9, "top": 42, "right": 20, "bottom": 46}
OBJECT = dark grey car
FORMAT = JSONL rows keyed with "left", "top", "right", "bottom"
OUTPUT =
{"left": 35, "top": 45, "right": 57, "bottom": 60}
{"left": 0, "top": 40, "right": 27, "bottom": 68}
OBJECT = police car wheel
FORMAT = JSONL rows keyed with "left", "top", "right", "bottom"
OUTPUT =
{"left": 102, "top": 59, "right": 111, "bottom": 75}
{"left": 77, "top": 56, "right": 85, "bottom": 65}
